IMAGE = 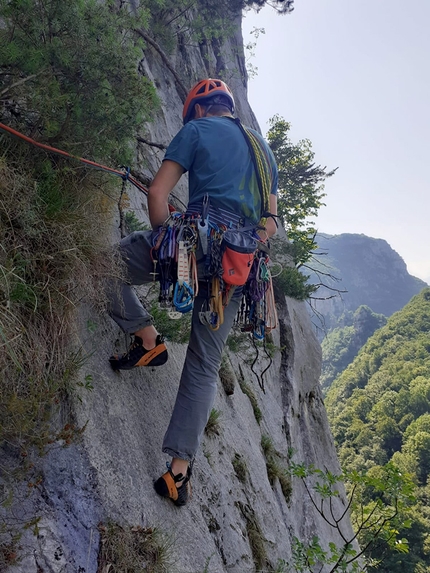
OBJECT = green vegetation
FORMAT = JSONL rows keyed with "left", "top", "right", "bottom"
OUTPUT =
{"left": 261, "top": 435, "right": 292, "bottom": 502}
{"left": 232, "top": 453, "right": 248, "bottom": 483}
{"left": 267, "top": 116, "right": 337, "bottom": 266}
{"left": 142, "top": 0, "right": 292, "bottom": 59}
{"left": 125, "top": 211, "right": 150, "bottom": 234}
{"left": 264, "top": 461, "right": 414, "bottom": 572}
{"left": 202, "top": 554, "right": 215, "bottom": 573}
{"left": 146, "top": 0, "right": 237, "bottom": 53}
{"left": 0, "top": 157, "right": 110, "bottom": 457}
{"left": 237, "top": 501, "right": 269, "bottom": 571}
{"left": 288, "top": 461, "right": 414, "bottom": 572}
{"left": 244, "top": 0, "right": 294, "bottom": 12}
{"left": 219, "top": 354, "right": 236, "bottom": 396}
{"left": 226, "top": 330, "right": 250, "bottom": 352}
{"left": 273, "top": 265, "right": 317, "bottom": 301}
{"left": 265, "top": 116, "right": 336, "bottom": 301}
{"left": 239, "top": 378, "right": 262, "bottom": 424}
{"left": 97, "top": 522, "right": 175, "bottom": 573}
{"left": 321, "top": 306, "right": 387, "bottom": 392}
{"left": 325, "top": 288, "right": 430, "bottom": 571}
{"left": 0, "top": 0, "right": 158, "bottom": 164}
{"left": 205, "top": 408, "right": 222, "bottom": 437}
{"left": 149, "top": 304, "right": 192, "bottom": 344}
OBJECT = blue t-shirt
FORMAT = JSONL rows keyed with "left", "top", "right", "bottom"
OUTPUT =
{"left": 164, "top": 116, "right": 278, "bottom": 224}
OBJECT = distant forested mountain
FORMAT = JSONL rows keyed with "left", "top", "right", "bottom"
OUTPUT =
{"left": 325, "top": 288, "right": 430, "bottom": 572}
{"left": 308, "top": 233, "right": 427, "bottom": 336}
{"left": 320, "top": 305, "right": 387, "bottom": 392}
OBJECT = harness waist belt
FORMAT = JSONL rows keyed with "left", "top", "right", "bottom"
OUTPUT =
{"left": 186, "top": 201, "right": 248, "bottom": 229}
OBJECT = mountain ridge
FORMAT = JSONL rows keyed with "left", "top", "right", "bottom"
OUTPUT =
{"left": 309, "top": 232, "right": 427, "bottom": 337}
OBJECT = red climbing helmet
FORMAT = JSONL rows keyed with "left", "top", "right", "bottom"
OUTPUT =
{"left": 182, "top": 78, "right": 235, "bottom": 124}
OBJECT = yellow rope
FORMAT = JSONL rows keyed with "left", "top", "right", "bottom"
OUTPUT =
{"left": 243, "top": 127, "right": 272, "bottom": 219}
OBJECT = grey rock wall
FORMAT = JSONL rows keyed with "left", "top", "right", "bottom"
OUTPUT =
{"left": 2, "top": 9, "right": 355, "bottom": 573}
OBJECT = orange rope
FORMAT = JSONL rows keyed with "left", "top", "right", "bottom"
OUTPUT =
{"left": 0, "top": 121, "right": 178, "bottom": 211}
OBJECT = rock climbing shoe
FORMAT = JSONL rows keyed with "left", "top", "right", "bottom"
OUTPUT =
{"left": 109, "top": 334, "right": 168, "bottom": 371}
{"left": 153, "top": 462, "right": 192, "bottom": 507}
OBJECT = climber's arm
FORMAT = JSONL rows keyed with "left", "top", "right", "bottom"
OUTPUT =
{"left": 148, "top": 160, "right": 184, "bottom": 229}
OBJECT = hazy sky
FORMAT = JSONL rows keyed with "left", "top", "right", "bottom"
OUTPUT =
{"left": 242, "top": 0, "right": 430, "bottom": 283}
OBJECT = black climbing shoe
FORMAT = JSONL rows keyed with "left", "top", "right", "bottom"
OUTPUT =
{"left": 109, "top": 335, "right": 168, "bottom": 371}
{"left": 154, "top": 462, "right": 192, "bottom": 507}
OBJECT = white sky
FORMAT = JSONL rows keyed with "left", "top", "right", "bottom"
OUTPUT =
{"left": 242, "top": 0, "right": 430, "bottom": 283}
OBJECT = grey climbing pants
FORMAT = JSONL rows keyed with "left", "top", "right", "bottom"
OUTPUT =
{"left": 108, "top": 230, "right": 241, "bottom": 461}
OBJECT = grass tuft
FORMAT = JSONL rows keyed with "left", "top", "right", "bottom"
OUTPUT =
{"left": 219, "top": 354, "right": 236, "bottom": 395}
{"left": 125, "top": 211, "right": 150, "bottom": 234}
{"left": 97, "top": 522, "right": 175, "bottom": 573}
{"left": 204, "top": 408, "right": 222, "bottom": 437}
{"left": 237, "top": 502, "right": 268, "bottom": 572}
{"left": 149, "top": 303, "right": 192, "bottom": 344}
{"left": 239, "top": 379, "right": 262, "bottom": 424}
{"left": 261, "top": 435, "right": 292, "bottom": 503}
{"left": 232, "top": 453, "right": 248, "bottom": 483}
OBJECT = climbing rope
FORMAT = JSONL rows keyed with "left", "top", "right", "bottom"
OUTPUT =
{"left": 243, "top": 126, "right": 273, "bottom": 217}
{"left": 250, "top": 333, "right": 273, "bottom": 394}
{"left": 0, "top": 121, "right": 185, "bottom": 211}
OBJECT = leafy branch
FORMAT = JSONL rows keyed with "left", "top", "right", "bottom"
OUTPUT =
{"left": 267, "top": 115, "right": 337, "bottom": 267}
{"left": 284, "top": 461, "right": 415, "bottom": 572}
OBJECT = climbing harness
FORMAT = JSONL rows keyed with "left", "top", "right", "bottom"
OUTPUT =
{"left": 149, "top": 196, "right": 278, "bottom": 343}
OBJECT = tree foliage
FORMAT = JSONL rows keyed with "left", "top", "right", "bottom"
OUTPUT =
{"left": 267, "top": 115, "right": 337, "bottom": 265}
{"left": 0, "top": 0, "right": 158, "bottom": 164}
{"left": 325, "top": 288, "right": 430, "bottom": 572}
{"left": 321, "top": 306, "right": 387, "bottom": 392}
{"left": 272, "top": 265, "right": 317, "bottom": 301}
{"left": 280, "top": 461, "right": 415, "bottom": 572}
{"left": 138, "top": 0, "right": 293, "bottom": 58}
{"left": 243, "top": 0, "right": 294, "bottom": 13}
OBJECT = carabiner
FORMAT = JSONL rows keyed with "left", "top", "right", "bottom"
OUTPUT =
{"left": 173, "top": 281, "right": 194, "bottom": 314}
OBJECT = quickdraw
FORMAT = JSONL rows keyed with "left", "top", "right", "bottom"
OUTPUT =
{"left": 151, "top": 213, "right": 199, "bottom": 316}
{"left": 173, "top": 240, "right": 194, "bottom": 314}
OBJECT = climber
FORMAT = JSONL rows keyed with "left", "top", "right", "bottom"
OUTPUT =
{"left": 107, "top": 78, "right": 278, "bottom": 506}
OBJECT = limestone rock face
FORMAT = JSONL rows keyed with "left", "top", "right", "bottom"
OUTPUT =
{"left": 3, "top": 10, "right": 355, "bottom": 573}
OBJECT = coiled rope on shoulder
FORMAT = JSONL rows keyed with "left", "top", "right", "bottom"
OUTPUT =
{"left": 229, "top": 117, "right": 272, "bottom": 218}
{"left": 242, "top": 126, "right": 272, "bottom": 216}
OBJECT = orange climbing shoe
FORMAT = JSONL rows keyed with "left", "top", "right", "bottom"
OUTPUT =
{"left": 153, "top": 462, "right": 192, "bottom": 507}
{"left": 109, "top": 335, "right": 168, "bottom": 370}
